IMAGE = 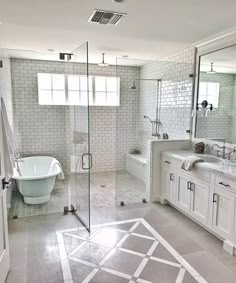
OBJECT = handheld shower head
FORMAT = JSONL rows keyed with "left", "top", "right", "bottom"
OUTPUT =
{"left": 144, "top": 115, "right": 152, "bottom": 123}
{"left": 129, "top": 80, "right": 136, "bottom": 90}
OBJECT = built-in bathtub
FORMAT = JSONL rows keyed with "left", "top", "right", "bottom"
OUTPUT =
{"left": 126, "top": 154, "right": 147, "bottom": 182}
{"left": 13, "top": 156, "right": 64, "bottom": 204}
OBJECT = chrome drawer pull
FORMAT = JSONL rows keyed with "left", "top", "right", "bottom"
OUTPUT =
{"left": 170, "top": 173, "right": 174, "bottom": 181}
{"left": 187, "top": 181, "right": 191, "bottom": 190}
{"left": 219, "top": 182, "right": 230, "bottom": 187}
{"left": 165, "top": 160, "right": 171, "bottom": 164}
{"left": 213, "top": 193, "right": 217, "bottom": 203}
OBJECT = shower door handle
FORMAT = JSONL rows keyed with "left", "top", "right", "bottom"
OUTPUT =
{"left": 82, "top": 153, "right": 93, "bottom": 170}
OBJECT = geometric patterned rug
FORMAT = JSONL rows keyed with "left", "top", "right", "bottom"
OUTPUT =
{"left": 56, "top": 218, "right": 208, "bottom": 283}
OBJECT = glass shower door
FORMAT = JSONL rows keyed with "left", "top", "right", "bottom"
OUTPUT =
{"left": 69, "top": 42, "right": 91, "bottom": 231}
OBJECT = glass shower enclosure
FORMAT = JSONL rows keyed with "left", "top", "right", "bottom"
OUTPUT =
{"left": 68, "top": 42, "right": 91, "bottom": 231}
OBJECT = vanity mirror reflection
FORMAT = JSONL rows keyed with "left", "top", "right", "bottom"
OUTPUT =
{"left": 195, "top": 45, "right": 236, "bottom": 144}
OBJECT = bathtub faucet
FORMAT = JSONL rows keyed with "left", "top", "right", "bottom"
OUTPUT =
{"left": 14, "top": 152, "right": 24, "bottom": 176}
{"left": 14, "top": 152, "right": 24, "bottom": 162}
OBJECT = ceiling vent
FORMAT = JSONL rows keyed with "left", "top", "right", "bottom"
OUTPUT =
{"left": 88, "top": 9, "right": 126, "bottom": 25}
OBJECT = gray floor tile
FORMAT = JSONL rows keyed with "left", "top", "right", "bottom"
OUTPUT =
{"left": 133, "top": 222, "right": 154, "bottom": 237}
{"left": 64, "top": 234, "right": 83, "bottom": 253}
{"left": 152, "top": 243, "right": 178, "bottom": 263}
{"left": 91, "top": 227, "right": 125, "bottom": 247}
{"left": 69, "top": 260, "right": 94, "bottom": 282}
{"left": 90, "top": 270, "right": 129, "bottom": 283}
{"left": 73, "top": 241, "right": 111, "bottom": 264}
{"left": 184, "top": 250, "right": 236, "bottom": 283}
{"left": 120, "top": 234, "right": 154, "bottom": 254}
{"left": 27, "top": 262, "right": 63, "bottom": 283}
{"left": 104, "top": 250, "right": 143, "bottom": 275}
{"left": 139, "top": 259, "right": 180, "bottom": 283}
{"left": 182, "top": 272, "right": 198, "bottom": 283}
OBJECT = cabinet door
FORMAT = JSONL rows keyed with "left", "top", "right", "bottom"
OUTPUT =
{"left": 212, "top": 188, "right": 235, "bottom": 240}
{"left": 190, "top": 180, "right": 209, "bottom": 225}
{"left": 163, "top": 166, "right": 175, "bottom": 203}
{"left": 176, "top": 173, "right": 191, "bottom": 213}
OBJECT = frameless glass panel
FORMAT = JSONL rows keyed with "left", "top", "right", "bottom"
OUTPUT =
{"left": 69, "top": 42, "right": 90, "bottom": 231}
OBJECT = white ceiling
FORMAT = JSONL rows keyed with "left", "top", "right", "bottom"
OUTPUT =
{"left": 201, "top": 45, "right": 236, "bottom": 74}
{"left": 1, "top": 0, "right": 236, "bottom": 64}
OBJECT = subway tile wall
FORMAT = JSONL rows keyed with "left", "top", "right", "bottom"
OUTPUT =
{"left": 138, "top": 46, "right": 195, "bottom": 155}
{"left": 10, "top": 59, "right": 140, "bottom": 173}
{"left": 196, "top": 72, "right": 235, "bottom": 142}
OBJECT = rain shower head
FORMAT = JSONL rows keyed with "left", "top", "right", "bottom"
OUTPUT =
{"left": 129, "top": 80, "right": 136, "bottom": 90}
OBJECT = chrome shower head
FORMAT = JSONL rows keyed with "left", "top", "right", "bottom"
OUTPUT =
{"left": 129, "top": 80, "right": 136, "bottom": 90}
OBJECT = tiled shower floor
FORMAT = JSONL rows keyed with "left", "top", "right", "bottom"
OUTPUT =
{"left": 8, "top": 170, "right": 146, "bottom": 218}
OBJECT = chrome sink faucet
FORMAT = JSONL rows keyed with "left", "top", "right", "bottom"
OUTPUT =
{"left": 212, "top": 143, "right": 235, "bottom": 160}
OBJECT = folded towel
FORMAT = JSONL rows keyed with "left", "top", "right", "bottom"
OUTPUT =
{"left": 181, "top": 156, "right": 204, "bottom": 171}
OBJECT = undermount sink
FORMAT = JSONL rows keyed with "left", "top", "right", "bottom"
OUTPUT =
{"left": 223, "top": 160, "right": 236, "bottom": 166}
{"left": 197, "top": 154, "right": 222, "bottom": 163}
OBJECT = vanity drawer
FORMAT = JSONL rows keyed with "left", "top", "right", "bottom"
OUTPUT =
{"left": 176, "top": 160, "right": 210, "bottom": 183}
{"left": 162, "top": 157, "right": 175, "bottom": 168}
{"left": 215, "top": 176, "right": 236, "bottom": 194}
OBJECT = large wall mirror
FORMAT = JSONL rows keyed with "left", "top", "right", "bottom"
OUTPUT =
{"left": 195, "top": 44, "right": 236, "bottom": 144}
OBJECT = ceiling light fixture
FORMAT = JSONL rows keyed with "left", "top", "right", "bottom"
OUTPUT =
{"left": 207, "top": 62, "right": 216, "bottom": 74}
{"left": 98, "top": 53, "right": 109, "bottom": 67}
{"left": 113, "top": 0, "right": 127, "bottom": 3}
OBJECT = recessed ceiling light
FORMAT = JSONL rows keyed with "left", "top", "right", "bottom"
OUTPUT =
{"left": 113, "top": 0, "right": 127, "bottom": 3}
{"left": 47, "top": 49, "right": 55, "bottom": 52}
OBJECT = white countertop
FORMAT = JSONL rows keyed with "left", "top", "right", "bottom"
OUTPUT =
{"left": 162, "top": 150, "right": 236, "bottom": 180}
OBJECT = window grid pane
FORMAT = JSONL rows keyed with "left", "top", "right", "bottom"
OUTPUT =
{"left": 37, "top": 73, "right": 120, "bottom": 106}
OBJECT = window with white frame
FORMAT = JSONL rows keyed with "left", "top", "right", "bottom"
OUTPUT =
{"left": 198, "top": 82, "right": 220, "bottom": 108}
{"left": 37, "top": 73, "right": 120, "bottom": 106}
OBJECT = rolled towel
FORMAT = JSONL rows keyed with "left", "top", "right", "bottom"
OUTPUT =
{"left": 181, "top": 156, "right": 204, "bottom": 171}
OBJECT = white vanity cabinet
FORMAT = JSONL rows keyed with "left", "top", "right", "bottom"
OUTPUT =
{"left": 161, "top": 158, "right": 175, "bottom": 203}
{"left": 161, "top": 152, "right": 236, "bottom": 255}
{"left": 175, "top": 172, "right": 191, "bottom": 212}
{"left": 211, "top": 177, "right": 236, "bottom": 240}
{"left": 175, "top": 171, "right": 209, "bottom": 225}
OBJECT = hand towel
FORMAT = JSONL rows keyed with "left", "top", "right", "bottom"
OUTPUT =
{"left": 181, "top": 156, "right": 204, "bottom": 171}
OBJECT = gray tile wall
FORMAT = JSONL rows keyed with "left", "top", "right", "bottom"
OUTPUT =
{"left": 138, "top": 46, "right": 195, "bottom": 155}
{"left": 10, "top": 59, "right": 140, "bottom": 173}
{"left": 196, "top": 72, "right": 235, "bottom": 142}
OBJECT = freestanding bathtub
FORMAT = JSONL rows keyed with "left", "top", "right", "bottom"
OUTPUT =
{"left": 13, "top": 156, "right": 64, "bottom": 205}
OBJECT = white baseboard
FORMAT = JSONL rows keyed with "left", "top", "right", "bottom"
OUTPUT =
{"left": 151, "top": 195, "right": 160, "bottom": 203}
